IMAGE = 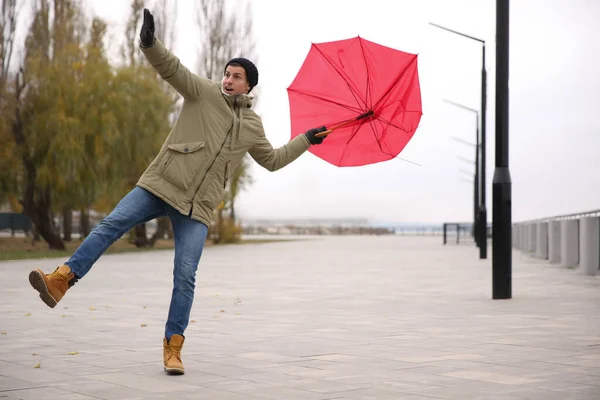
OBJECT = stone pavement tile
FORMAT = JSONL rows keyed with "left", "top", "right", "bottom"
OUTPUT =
{"left": 81, "top": 372, "right": 202, "bottom": 393}
{"left": 190, "top": 354, "right": 280, "bottom": 370}
{"left": 500, "top": 386, "right": 600, "bottom": 400}
{"left": 282, "top": 377, "right": 373, "bottom": 394}
{"left": 182, "top": 360, "right": 262, "bottom": 377}
{"left": 0, "top": 376, "right": 44, "bottom": 391}
{"left": 180, "top": 386, "right": 271, "bottom": 400}
{"left": 10, "top": 356, "right": 121, "bottom": 376}
{"left": 52, "top": 380, "right": 168, "bottom": 400}
{"left": 228, "top": 385, "right": 332, "bottom": 400}
{"left": 304, "top": 354, "right": 423, "bottom": 371}
{"left": 38, "top": 352, "right": 144, "bottom": 369}
{"left": 373, "top": 369, "right": 477, "bottom": 387}
{"left": 326, "top": 386, "right": 437, "bottom": 400}
{"left": 522, "top": 374, "right": 600, "bottom": 391}
{"left": 0, "top": 360, "right": 74, "bottom": 384}
{"left": 233, "top": 351, "right": 304, "bottom": 363}
{"left": 440, "top": 370, "right": 545, "bottom": 385}
{"left": 260, "top": 364, "right": 345, "bottom": 380}
{"left": 400, "top": 383, "right": 525, "bottom": 400}
{"left": 129, "top": 363, "right": 229, "bottom": 384}
{"left": 3, "top": 387, "right": 99, "bottom": 400}
{"left": 196, "top": 378, "right": 276, "bottom": 392}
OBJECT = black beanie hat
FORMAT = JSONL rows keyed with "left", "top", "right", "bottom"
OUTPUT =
{"left": 225, "top": 57, "right": 259, "bottom": 93}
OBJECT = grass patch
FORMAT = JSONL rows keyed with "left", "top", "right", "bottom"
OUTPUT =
{"left": 0, "top": 236, "right": 299, "bottom": 262}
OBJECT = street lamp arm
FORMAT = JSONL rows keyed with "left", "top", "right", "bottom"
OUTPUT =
{"left": 452, "top": 136, "right": 477, "bottom": 148}
{"left": 443, "top": 98, "right": 478, "bottom": 115}
{"left": 429, "top": 22, "right": 485, "bottom": 44}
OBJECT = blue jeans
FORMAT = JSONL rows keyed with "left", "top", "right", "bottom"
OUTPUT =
{"left": 65, "top": 186, "right": 208, "bottom": 340}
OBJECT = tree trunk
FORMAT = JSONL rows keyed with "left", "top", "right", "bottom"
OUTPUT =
{"left": 133, "top": 223, "right": 149, "bottom": 247}
{"left": 22, "top": 190, "right": 65, "bottom": 250}
{"left": 62, "top": 206, "right": 72, "bottom": 241}
{"left": 230, "top": 200, "right": 236, "bottom": 223}
{"left": 149, "top": 216, "right": 172, "bottom": 246}
{"left": 80, "top": 208, "right": 91, "bottom": 238}
{"left": 214, "top": 207, "right": 223, "bottom": 244}
{"left": 12, "top": 69, "right": 63, "bottom": 250}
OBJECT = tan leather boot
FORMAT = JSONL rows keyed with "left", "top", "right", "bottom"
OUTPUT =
{"left": 28, "top": 265, "right": 77, "bottom": 308}
{"left": 163, "top": 334, "right": 185, "bottom": 375}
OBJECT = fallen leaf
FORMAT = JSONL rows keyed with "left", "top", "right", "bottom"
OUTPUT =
{"left": 220, "top": 310, "right": 225, "bottom": 313}
{"left": 25, "top": 312, "right": 31, "bottom": 316}
{"left": 61, "top": 315, "right": 67, "bottom": 318}
{"left": 89, "top": 306, "right": 96, "bottom": 311}
{"left": 1, "top": 332, "right": 6, "bottom": 335}
{"left": 33, "top": 363, "right": 41, "bottom": 368}
{"left": 140, "top": 324, "right": 147, "bottom": 327}
{"left": 32, "top": 353, "right": 39, "bottom": 356}
{"left": 235, "top": 313, "right": 241, "bottom": 316}
{"left": 68, "top": 352, "right": 79, "bottom": 355}
{"left": 143, "top": 306, "right": 147, "bottom": 309}
{"left": 190, "top": 320, "right": 196, "bottom": 324}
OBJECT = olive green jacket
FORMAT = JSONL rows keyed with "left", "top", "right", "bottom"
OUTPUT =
{"left": 136, "top": 38, "right": 311, "bottom": 227}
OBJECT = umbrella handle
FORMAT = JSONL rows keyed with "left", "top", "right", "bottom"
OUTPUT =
{"left": 314, "top": 119, "right": 354, "bottom": 138}
{"left": 314, "top": 129, "right": 332, "bottom": 138}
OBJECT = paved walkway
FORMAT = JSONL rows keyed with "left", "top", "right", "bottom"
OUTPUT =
{"left": 1, "top": 236, "right": 599, "bottom": 399}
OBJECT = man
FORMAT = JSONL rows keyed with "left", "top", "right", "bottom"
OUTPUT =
{"left": 28, "top": 8, "right": 327, "bottom": 375}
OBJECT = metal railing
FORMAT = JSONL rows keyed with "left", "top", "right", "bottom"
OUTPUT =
{"left": 515, "top": 209, "right": 600, "bottom": 224}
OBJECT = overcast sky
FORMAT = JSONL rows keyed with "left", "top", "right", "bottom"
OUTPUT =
{"left": 41, "top": 0, "right": 600, "bottom": 223}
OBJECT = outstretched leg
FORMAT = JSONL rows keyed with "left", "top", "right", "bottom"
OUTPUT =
{"left": 29, "top": 186, "right": 167, "bottom": 308}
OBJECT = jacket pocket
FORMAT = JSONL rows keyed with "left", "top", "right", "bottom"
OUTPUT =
{"left": 158, "top": 141, "right": 206, "bottom": 191}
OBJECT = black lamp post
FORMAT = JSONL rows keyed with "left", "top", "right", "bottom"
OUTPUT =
{"left": 492, "top": 0, "right": 512, "bottom": 299}
{"left": 445, "top": 99, "right": 481, "bottom": 249}
{"left": 430, "top": 22, "right": 488, "bottom": 260}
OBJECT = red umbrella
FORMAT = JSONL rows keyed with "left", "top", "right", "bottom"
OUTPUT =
{"left": 287, "top": 36, "right": 422, "bottom": 167}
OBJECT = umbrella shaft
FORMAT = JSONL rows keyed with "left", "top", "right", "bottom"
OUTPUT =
{"left": 315, "top": 110, "right": 375, "bottom": 138}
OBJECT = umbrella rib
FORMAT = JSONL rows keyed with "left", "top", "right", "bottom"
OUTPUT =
{"left": 375, "top": 67, "right": 420, "bottom": 118}
{"left": 372, "top": 55, "right": 418, "bottom": 112}
{"left": 337, "top": 122, "right": 363, "bottom": 166}
{"left": 374, "top": 116, "right": 409, "bottom": 133}
{"left": 287, "top": 88, "right": 363, "bottom": 114}
{"left": 358, "top": 38, "right": 372, "bottom": 108}
{"left": 369, "top": 118, "right": 398, "bottom": 159}
{"left": 367, "top": 117, "right": 386, "bottom": 154}
{"left": 313, "top": 44, "right": 368, "bottom": 110}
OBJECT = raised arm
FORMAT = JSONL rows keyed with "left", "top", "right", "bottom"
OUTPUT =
{"left": 139, "top": 9, "right": 211, "bottom": 101}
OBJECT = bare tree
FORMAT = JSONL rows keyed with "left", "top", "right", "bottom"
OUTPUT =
{"left": 195, "top": 0, "right": 256, "bottom": 81}
{"left": 0, "top": 0, "right": 19, "bottom": 209}
{"left": 0, "top": 0, "right": 17, "bottom": 90}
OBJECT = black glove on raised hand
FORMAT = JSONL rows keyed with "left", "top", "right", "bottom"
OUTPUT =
{"left": 305, "top": 126, "right": 327, "bottom": 145}
{"left": 140, "top": 8, "right": 155, "bottom": 48}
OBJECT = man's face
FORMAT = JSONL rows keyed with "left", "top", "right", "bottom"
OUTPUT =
{"left": 222, "top": 65, "right": 250, "bottom": 95}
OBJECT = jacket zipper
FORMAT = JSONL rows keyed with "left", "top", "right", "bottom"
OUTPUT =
{"left": 189, "top": 101, "right": 238, "bottom": 214}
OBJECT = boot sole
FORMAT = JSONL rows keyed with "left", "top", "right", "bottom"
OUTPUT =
{"left": 29, "top": 270, "right": 57, "bottom": 309}
{"left": 164, "top": 366, "right": 185, "bottom": 375}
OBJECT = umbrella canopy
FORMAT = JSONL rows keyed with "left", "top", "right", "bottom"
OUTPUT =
{"left": 287, "top": 36, "right": 422, "bottom": 167}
